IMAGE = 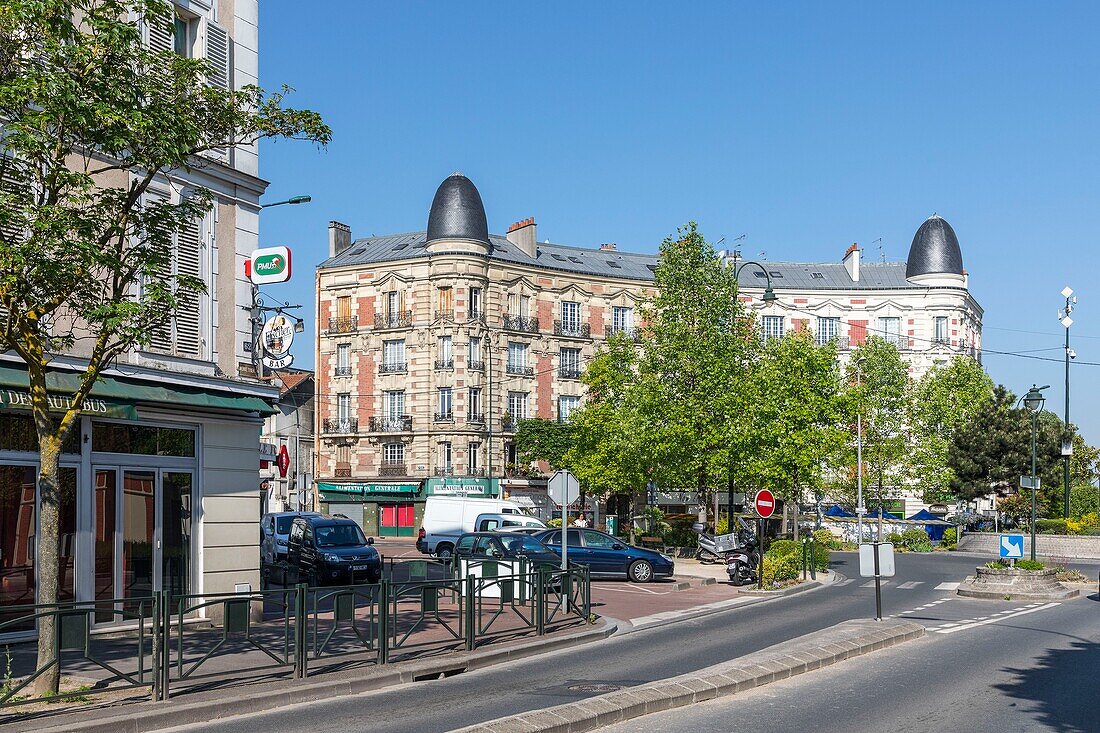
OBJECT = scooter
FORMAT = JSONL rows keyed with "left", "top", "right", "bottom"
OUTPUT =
{"left": 725, "top": 521, "right": 760, "bottom": 586}
{"left": 693, "top": 523, "right": 723, "bottom": 564}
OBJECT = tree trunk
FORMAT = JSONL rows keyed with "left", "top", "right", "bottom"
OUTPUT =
{"left": 34, "top": 435, "right": 63, "bottom": 696}
{"left": 628, "top": 490, "right": 637, "bottom": 545}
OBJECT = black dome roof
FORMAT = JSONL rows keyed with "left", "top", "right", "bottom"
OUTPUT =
{"left": 906, "top": 215, "right": 964, "bottom": 278}
{"left": 426, "top": 172, "right": 489, "bottom": 244}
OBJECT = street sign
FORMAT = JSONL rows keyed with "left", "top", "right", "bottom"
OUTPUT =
{"left": 1019, "top": 475, "right": 1040, "bottom": 490}
{"left": 753, "top": 489, "right": 776, "bottom": 519}
{"left": 1000, "top": 534, "right": 1025, "bottom": 559}
{"left": 246, "top": 246, "right": 292, "bottom": 285}
{"left": 277, "top": 444, "right": 290, "bottom": 478}
{"left": 260, "top": 314, "right": 295, "bottom": 369}
{"left": 548, "top": 470, "right": 580, "bottom": 506}
{"left": 859, "top": 543, "right": 895, "bottom": 577}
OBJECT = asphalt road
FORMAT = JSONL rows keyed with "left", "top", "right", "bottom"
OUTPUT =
{"left": 160, "top": 552, "right": 1099, "bottom": 733}
{"left": 600, "top": 589, "right": 1100, "bottom": 733}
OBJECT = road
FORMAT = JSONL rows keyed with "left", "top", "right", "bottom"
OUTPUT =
{"left": 161, "top": 552, "right": 1098, "bottom": 733}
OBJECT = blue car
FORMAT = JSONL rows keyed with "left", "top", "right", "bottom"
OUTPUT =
{"left": 533, "top": 528, "right": 674, "bottom": 582}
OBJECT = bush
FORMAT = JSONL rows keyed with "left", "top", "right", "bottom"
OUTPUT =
{"left": 761, "top": 553, "right": 801, "bottom": 587}
{"left": 941, "top": 527, "right": 957, "bottom": 546}
{"left": 813, "top": 528, "right": 840, "bottom": 550}
{"left": 986, "top": 560, "right": 1008, "bottom": 569}
{"left": 764, "top": 537, "right": 830, "bottom": 572}
{"left": 1015, "top": 559, "right": 1045, "bottom": 571}
{"left": 1035, "top": 519, "right": 1068, "bottom": 535}
{"left": 662, "top": 523, "right": 698, "bottom": 548}
{"left": 1066, "top": 512, "right": 1100, "bottom": 535}
{"left": 765, "top": 539, "right": 801, "bottom": 558}
{"left": 898, "top": 528, "right": 934, "bottom": 553}
{"left": 546, "top": 518, "right": 562, "bottom": 528}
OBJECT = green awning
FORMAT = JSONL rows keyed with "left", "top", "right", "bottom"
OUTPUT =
{"left": 0, "top": 362, "right": 277, "bottom": 419}
{"left": 317, "top": 482, "right": 421, "bottom": 499}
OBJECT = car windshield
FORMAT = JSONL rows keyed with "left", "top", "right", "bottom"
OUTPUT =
{"left": 503, "top": 535, "right": 551, "bottom": 554}
{"left": 275, "top": 516, "right": 295, "bottom": 534}
{"left": 314, "top": 524, "right": 366, "bottom": 547}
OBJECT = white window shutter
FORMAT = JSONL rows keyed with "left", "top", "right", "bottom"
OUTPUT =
{"left": 145, "top": 10, "right": 173, "bottom": 54}
{"left": 174, "top": 215, "right": 203, "bottom": 357}
{"left": 144, "top": 191, "right": 173, "bottom": 353}
{"left": 205, "top": 20, "right": 231, "bottom": 89}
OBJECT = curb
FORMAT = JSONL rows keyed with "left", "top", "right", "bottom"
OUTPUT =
{"left": 451, "top": 618, "right": 925, "bottom": 733}
{"left": 18, "top": 622, "right": 617, "bottom": 733}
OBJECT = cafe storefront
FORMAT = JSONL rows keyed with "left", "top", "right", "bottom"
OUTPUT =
{"left": 0, "top": 362, "right": 276, "bottom": 638}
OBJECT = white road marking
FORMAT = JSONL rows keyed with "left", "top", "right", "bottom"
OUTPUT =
{"left": 630, "top": 597, "right": 752, "bottom": 628}
{"left": 932, "top": 603, "right": 1061, "bottom": 635}
{"left": 860, "top": 580, "right": 890, "bottom": 588}
{"left": 897, "top": 581, "right": 923, "bottom": 589}
{"left": 934, "top": 582, "right": 960, "bottom": 591}
{"left": 835, "top": 579, "right": 853, "bottom": 587}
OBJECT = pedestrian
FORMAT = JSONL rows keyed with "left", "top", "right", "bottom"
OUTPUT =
{"left": 572, "top": 515, "right": 588, "bottom": 528}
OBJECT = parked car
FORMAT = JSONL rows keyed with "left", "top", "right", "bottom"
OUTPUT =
{"left": 416, "top": 496, "right": 543, "bottom": 559}
{"left": 453, "top": 532, "right": 562, "bottom": 569}
{"left": 261, "top": 511, "right": 322, "bottom": 566}
{"left": 286, "top": 515, "right": 381, "bottom": 586}
{"left": 473, "top": 513, "right": 548, "bottom": 533}
{"left": 532, "top": 528, "right": 674, "bottom": 582}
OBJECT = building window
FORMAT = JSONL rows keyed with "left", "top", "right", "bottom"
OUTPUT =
{"left": 507, "top": 341, "right": 529, "bottom": 374}
{"left": 468, "top": 336, "right": 482, "bottom": 368}
{"left": 437, "top": 286, "right": 454, "bottom": 317}
{"left": 383, "top": 339, "right": 405, "bottom": 370}
{"left": 173, "top": 14, "right": 194, "bottom": 57}
{"left": 560, "top": 347, "right": 581, "bottom": 379}
{"left": 561, "top": 301, "right": 580, "bottom": 331}
{"left": 505, "top": 442, "right": 518, "bottom": 466}
{"left": 934, "top": 316, "right": 949, "bottom": 345}
{"left": 439, "top": 442, "right": 453, "bottom": 473}
{"left": 879, "top": 317, "right": 902, "bottom": 347}
{"left": 507, "top": 391, "right": 528, "bottom": 421}
{"left": 383, "top": 443, "right": 404, "bottom": 464}
{"left": 337, "top": 393, "right": 351, "bottom": 422}
{"left": 336, "top": 343, "right": 351, "bottom": 375}
{"left": 437, "top": 388, "right": 453, "bottom": 421}
{"left": 559, "top": 395, "right": 581, "bottom": 423}
{"left": 336, "top": 444, "right": 351, "bottom": 464}
{"left": 384, "top": 390, "right": 405, "bottom": 418}
{"left": 816, "top": 317, "right": 840, "bottom": 346}
{"left": 337, "top": 295, "right": 352, "bottom": 319}
{"left": 386, "top": 291, "right": 399, "bottom": 318}
{"left": 468, "top": 442, "right": 481, "bottom": 472}
{"left": 437, "top": 335, "right": 453, "bottom": 368}
{"left": 470, "top": 287, "right": 482, "bottom": 318}
{"left": 508, "top": 293, "right": 530, "bottom": 316}
{"left": 762, "top": 316, "right": 784, "bottom": 342}
{"left": 612, "top": 306, "right": 634, "bottom": 334}
{"left": 468, "top": 388, "right": 482, "bottom": 419}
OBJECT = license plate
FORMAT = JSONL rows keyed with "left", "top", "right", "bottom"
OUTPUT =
{"left": 351, "top": 564, "right": 369, "bottom": 571}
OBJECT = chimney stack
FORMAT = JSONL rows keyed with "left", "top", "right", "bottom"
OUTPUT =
{"left": 506, "top": 217, "right": 537, "bottom": 258}
{"left": 328, "top": 221, "right": 351, "bottom": 257}
{"left": 843, "top": 243, "right": 860, "bottom": 282}
{"left": 600, "top": 243, "right": 617, "bottom": 252}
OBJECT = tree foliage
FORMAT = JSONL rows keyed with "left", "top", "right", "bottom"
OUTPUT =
{"left": 0, "top": 0, "right": 329, "bottom": 693}
{"left": 514, "top": 418, "right": 574, "bottom": 471}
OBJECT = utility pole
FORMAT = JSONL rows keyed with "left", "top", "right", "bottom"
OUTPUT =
{"left": 855, "top": 358, "right": 865, "bottom": 544}
{"left": 1059, "top": 287, "right": 1076, "bottom": 518}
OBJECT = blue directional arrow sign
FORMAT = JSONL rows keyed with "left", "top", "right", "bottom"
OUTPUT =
{"left": 1000, "top": 534, "right": 1025, "bottom": 559}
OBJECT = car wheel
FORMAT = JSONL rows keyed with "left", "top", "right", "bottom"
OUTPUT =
{"left": 628, "top": 560, "right": 654, "bottom": 583}
{"left": 435, "top": 544, "right": 454, "bottom": 561}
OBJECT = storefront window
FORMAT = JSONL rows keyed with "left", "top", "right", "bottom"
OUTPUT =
{"left": 92, "top": 422, "right": 195, "bottom": 457}
{"left": 0, "top": 413, "right": 80, "bottom": 454}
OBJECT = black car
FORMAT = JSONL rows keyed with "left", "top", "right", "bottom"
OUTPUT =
{"left": 454, "top": 532, "right": 562, "bottom": 569}
{"left": 286, "top": 515, "right": 381, "bottom": 586}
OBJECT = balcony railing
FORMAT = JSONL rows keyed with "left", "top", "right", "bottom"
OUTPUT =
{"left": 501, "top": 419, "right": 518, "bottom": 432}
{"left": 464, "top": 467, "right": 486, "bottom": 477}
{"left": 882, "top": 334, "right": 907, "bottom": 349}
{"left": 559, "top": 366, "right": 582, "bottom": 380}
{"left": 605, "top": 325, "right": 640, "bottom": 341}
{"left": 503, "top": 314, "right": 539, "bottom": 333}
{"left": 435, "top": 309, "right": 454, "bottom": 322}
{"left": 506, "top": 364, "right": 534, "bottom": 376}
{"left": 467, "top": 412, "right": 486, "bottom": 424}
{"left": 468, "top": 308, "right": 485, "bottom": 324}
{"left": 322, "top": 418, "right": 358, "bottom": 434}
{"left": 334, "top": 464, "right": 352, "bottom": 478}
{"left": 334, "top": 365, "right": 352, "bottom": 377}
{"left": 328, "top": 316, "right": 358, "bottom": 334}
{"left": 368, "top": 415, "right": 412, "bottom": 432}
{"left": 554, "top": 320, "right": 591, "bottom": 338}
{"left": 379, "top": 362, "right": 407, "bottom": 374}
{"left": 374, "top": 311, "right": 412, "bottom": 329}
{"left": 932, "top": 337, "right": 950, "bottom": 347}
{"left": 434, "top": 358, "right": 454, "bottom": 370}
{"left": 379, "top": 462, "right": 406, "bottom": 477}
{"left": 436, "top": 466, "right": 455, "bottom": 476}
{"left": 467, "top": 359, "right": 485, "bottom": 371}
{"left": 434, "top": 410, "right": 454, "bottom": 423}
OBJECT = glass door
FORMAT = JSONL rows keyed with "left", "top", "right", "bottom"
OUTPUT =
{"left": 121, "top": 469, "right": 156, "bottom": 614}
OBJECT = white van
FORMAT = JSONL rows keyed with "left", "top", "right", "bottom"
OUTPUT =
{"left": 416, "top": 497, "right": 544, "bottom": 558}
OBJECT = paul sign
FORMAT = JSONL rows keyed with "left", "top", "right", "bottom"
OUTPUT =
{"left": 260, "top": 314, "right": 295, "bottom": 369}
{"left": 246, "top": 246, "right": 292, "bottom": 285}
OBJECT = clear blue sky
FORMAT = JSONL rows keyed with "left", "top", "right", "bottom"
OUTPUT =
{"left": 258, "top": 1, "right": 1100, "bottom": 443}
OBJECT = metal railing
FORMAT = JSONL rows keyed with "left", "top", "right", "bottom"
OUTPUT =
{"left": 379, "top": 462, "right": 407, "bottom": 477}
{"left": 554, "top": 320, "right": 590, "bottom": 338}
{"left": 434, "top": 358, "right": 454, "bottom": 370}
{"left": 327, "top": 316, "right": 358, "bottom": 334}
{"left": 334, "top": 365, "right": 353, "bottom": 377}
{"left": 436, "top": 466, "right": 455, "bottom": 476}
{"left": 605, "top": 325, "right": 640, "bottom": 340}
{"left": 334, "top": 466, "right": 352, "bottom": 478}
{"left": 368, "top": 415, "right": 413, "bottom": 432}
{"left": 433, "top": 411, "right": 454, "bottom": 423}
{"left": 466, "top": 412, "right": 485, "bottom": 424}
{"left": 559, "top": 366, "right": 582, "bottom": 379}
{"left": 374, "top": 311, "right": 413, "bottom": 329}
{"left": 467, "top": 359, "right": 485, "bottom": 371}
{"left": 379, "top": 362, "right": 407, "bottom": 375}
{"left": 322, "top": 418, "right": 358, "bottom": 434}
{"left": 502, "top": 314, "right": 539, "bottom": 333}
{"left": 435, "top": 309, "right": 454, "bottom": 322}
{"left": 506, "top": 364, "right": 534, "bottom": 376}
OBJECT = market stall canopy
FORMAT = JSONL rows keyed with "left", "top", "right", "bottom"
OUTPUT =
{"left": 907, "top": 508, "right": 951, "bottom": 541}
{"left": 824, "top": 505, "right": 856, "bottom": 518}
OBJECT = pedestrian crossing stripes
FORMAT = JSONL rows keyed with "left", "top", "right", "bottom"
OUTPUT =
{"left": 896, "top": 581, "right": 923, "bottom": 589}
{"left": 860, "top": 580, "right": 889, "bottom": 588}
{"left": 934, "top": 582, "right": 960, "bottom": 591}
{"left": 835, "top": 579, "right": 854, "bottom": 587}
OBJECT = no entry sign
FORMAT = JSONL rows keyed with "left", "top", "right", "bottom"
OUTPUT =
{"left": 754, "top": 489, "right": 776, "bottom": 519}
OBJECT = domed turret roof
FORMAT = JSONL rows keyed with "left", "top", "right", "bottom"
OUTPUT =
{"left": 906, "top": 214, "right": 964, "bottom": 279}
{"left": 426, "top": 172, "right": 489, "bottom": 244}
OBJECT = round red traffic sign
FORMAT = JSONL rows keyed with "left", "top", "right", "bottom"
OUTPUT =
{"left": 754, "top": 489, "right": 776, "bottom": 519}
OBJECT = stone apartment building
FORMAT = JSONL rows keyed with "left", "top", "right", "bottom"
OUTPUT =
{"left": 1, "top": 0, "right": 274, "bottom": 635}
{"left": 314, "top": 173, "right": 983, "bottom": 534}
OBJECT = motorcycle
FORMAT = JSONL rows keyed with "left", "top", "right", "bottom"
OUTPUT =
{"left": 693, "top": 522, "right": 723, "bottom": 564}
{"left": 725, "top": 519, "right": 760, "bottom": 586}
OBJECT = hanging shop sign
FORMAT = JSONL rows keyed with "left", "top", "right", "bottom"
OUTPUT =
{"left": 260, "top": 314, "right": 295, "bottom": 369}
{"left": 245, "top": 246, "right": 292, "bottom": 285}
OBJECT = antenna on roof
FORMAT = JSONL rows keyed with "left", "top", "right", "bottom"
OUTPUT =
{"left": 872, "top": 237, "right": 884, "bottom": 262}
{"left": 758, "top": 251, "right": 767, "bottom": 261}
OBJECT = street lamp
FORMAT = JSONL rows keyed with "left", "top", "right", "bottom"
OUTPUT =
{"left": 261, "top": 194, "right": 312, "bottom": 209}
{"left": 1058, "top": 287, "right": 1076, "bottom": 518}
{"left": 1023, "top": 384, "right": 1049, "bottom": 561}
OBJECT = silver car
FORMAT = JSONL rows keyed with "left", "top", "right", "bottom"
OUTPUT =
{"left": 261, "top": 511, "right": 322, "bottom": 566}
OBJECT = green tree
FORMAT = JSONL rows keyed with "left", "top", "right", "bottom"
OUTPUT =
{"left": 514, "top": 418, "right": 574, "bottom": 471}
{"left": 845, "top": 337, "right": 909, "bottom": 524}
{"left": 908, "top": 356, "right": 995, "bottom": 504}
{"left": 0, "top": 0, "right": 329, "bottom": 693}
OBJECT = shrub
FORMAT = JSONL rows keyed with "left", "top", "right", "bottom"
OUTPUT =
{"left": 546, "top": 518, "right": 562, "bottom": 528}
{"left": 1015, "top": 559, "right": 1045, "bottom": 571}
{"left": 814, "top": 528, "right": 840, "bottom": 550}
{"left": 885, "top": 532, "right": 904, "bottom": 544}
{"left": 764, "top": 537, "right": 829, "bottom": 572}
{"left": 662, "top": 523, "right": 698, "bottom": 548}
{"left": 941, "top": 527, "right": 957, "bottom": 546}
{"left": 761, "top": 553, "right": 801, "bottom": 587}
{"left": 985, "top": 560, "right": 1008, "bottom": 569}
{"left": 898, "top": 528, "right": 934, "bottom": 553}
{"left": 765, "top": 539, "right": 801, "bottom": 558}
{"left": 1035, "top": 519, "right": 1068, "bottom": 535}
{"left": 1066, "top": 512, "right": 1100, "bottom": 535}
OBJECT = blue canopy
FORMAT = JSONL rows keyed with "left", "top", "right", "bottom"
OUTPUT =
{"left": 908, "top": 509, "right": 948, "bottom": 541}
{"left": 866, "top": 508, "right": 900, "bottom": 520}
{"left": 825, "top": 505, "right": 856, "bottom": 518}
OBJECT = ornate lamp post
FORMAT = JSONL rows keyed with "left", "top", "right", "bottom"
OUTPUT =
{"left": 1022, "top": 384, "right": 1048, "bottom": 561}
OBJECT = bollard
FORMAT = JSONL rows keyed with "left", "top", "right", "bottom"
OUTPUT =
{"left": 378, "top": 580, "right": 389, "bottom": 664}
{"left": 465, "top": 575, "right": 476, "bottom": 651}
{"left": 294, "top": 583, "right": 308, "bottom": 678}
{"left": 535, "top": 566, "right": 546, "bottom": 635}
{"left": 809, "top": 534, "right": 817, "bottom": 581}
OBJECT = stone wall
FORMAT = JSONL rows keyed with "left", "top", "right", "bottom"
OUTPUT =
{"left": 958, "top": 532, "right": 1100, "bottom": 560}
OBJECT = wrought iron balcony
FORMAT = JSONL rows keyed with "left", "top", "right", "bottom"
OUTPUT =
{"left": 554, "top": 320, "right": 591, "bottom": 338}
{"left": 334, "top": 365, "right": 352, "bottom": 377}
{"left": 374, "top": 311, "right": 413, "bottom": 329}
{"left": 379, "top": 462, "right": 406, "bottom": 477}
{"left": 883, "top": 334, "right": 907, "bottom": 349}
{"left": 501, "top": 419, "right": 518, "bottom": 433}
{"left": 559, "top": 366, "right": 582, "bottom": 380}
{"left": 435, "top": 309, "right": 454, "bottom": 322}
{"left": 368, "top": 415, "right": 412, "bottom": 433}
{"left": 468, "top": 308, "right": 485, "bottom": 324}
{"left": 322, "top": 418, "right": 358, "bottom": 434}
{"left": 434, "top": 410, "right": 454, "bottom": 423}
{"left": 334, "top": 464, "right": 352, "bottom": 478}
{"left": 503, "top": 314, "right": 540, "bottom": 333}
{"left": 605, "top": 325, "right": 640, "bottom": 341}
{"left": 467, "top": 359, "right": 485, "bottom": 371}
{"left": 464, "top": 467, "right": 486, "bottom": 477}
{"left": 467, "top": 412, "right": 486, "bottom": 424}
{"left": 327, "top": 316, "right": 358, "bottom": 334}
{"left": 379, "top": 362, "right": 407, "bottom": 375}
{"left": 434, "top": 358, "right": 454, "bottom": 370}
{"left": 932, "top": 337, "right": 950, "bottom": 347}
{"left": 436, "top": 466, "right": 455, "bottom": 476}
{"left": 506, "top": 364, "right": 534, "bottom": 376}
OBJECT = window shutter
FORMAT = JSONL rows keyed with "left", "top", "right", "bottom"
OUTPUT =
{"left": 145, "top": 191, "right": 173, "bottom": 353}
{"left": 174, "top": 215, "right": 203, "bottom": 357}
{"left": 205, "top": 20, "right": 231, "bottom": 89}
{"left": 145, "top": 10, "right": 173, "bottom": 54}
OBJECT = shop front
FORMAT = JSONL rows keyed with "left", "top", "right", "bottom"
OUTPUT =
{"left": 0, "top": 363, "right": 276, "bottom": 638}
{"left": 316, "top": 482, "right": 423, "bottom": 537}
